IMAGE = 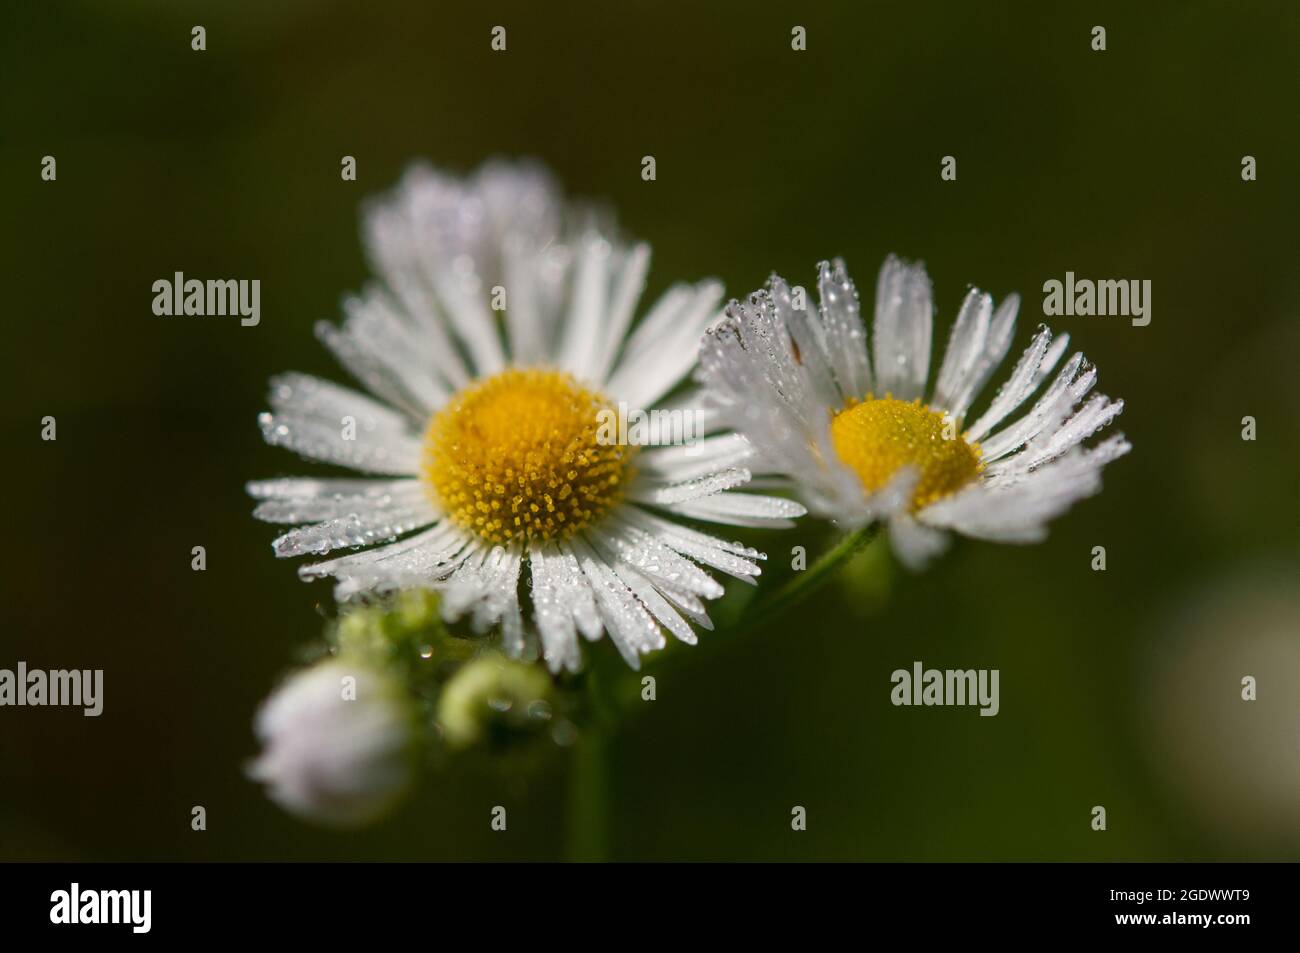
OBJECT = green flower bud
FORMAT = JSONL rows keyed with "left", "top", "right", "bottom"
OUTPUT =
{"left": 438, "top": 654, "right": 554, "bottom": 750}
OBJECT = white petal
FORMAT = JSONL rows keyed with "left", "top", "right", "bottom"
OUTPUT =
{"left": 568, "top": 536, "right": 665, "bottom": 668}
{"left": 248, "top": 476, "right": 423, "bottom": 509}
{"left": 888, "top": 513, "right": 950, "bottom": 570}
{"left": 611, "top": 285, "right": 694, "bottom": 373}
{"left": 769, "top": 274, "right": 842, "bottom": 407}
{"left": 964, "top": 326, "right": 1053, "bottom": 441}
{"left": 597, "top": 553, "right": 698, "bottom": 646}
{"left": 469, "top": 544, "right": 526, "bottom": 656}
{"left": 697, "top": 290, "right": 867, "bottom": 524}
{"left": 329, "top": 282, "right": 467, "bottom": 398}
{"left": 931, "top": 288, "right": 992, "bottom": 412}
{"left": 268, "top": 373, "right": 412, "bottom": 434}
{"left": 871, "top": 255, "right": 932, "bottom": 400}
{"left": 298, "top": 522, "right": 473, "bottom": 598}
{"left": 629, "top": 467, "right": 751, "bottom": 505}
{"left": 528, "top": 541, "right": 582, "bottom": 673}
{"left": 501, "top": 240, "right": 547, "bottom": 364}
{"left": 654, "top": 586, "right": 714, "bottom": 630}
{"left": 551, "top": 540, "right": 607, "bottom": 641}
{"left": 555, "top": 236, "right": 614, "bottom": 380}
{"left": 818, "top": 259, "right": 874, "bottom": 399}
{"left": 327, "top": 288, "right": 456, "bottom": 415}
{"left": 616, "top": 506, "right": 765, "bottom": 581}
{"left": 425, "top": 260, "right": 506, "bottom": 377}
{"left": 608, "top": 281, "right": 724, "bottom": 407}
{"left": 257, "top": 411, "right": 422, "bottom": 475}
{"left": 271, "top": 499, "right": 438, "bottom": 558}
{"left": 979, "top": 353, "right": 1092, "bottom": 461}
{"left": 253, "top": 485, "right": 428, "bottom": 525}
{"left": 636, "top": 432, "right": 756, "bottom": 482}
{"left": 864, "top": 465, "right": 920, "bottom": 520}
{"left": 589, "top": 243, "right": 651, "bottom": 384}
{"left": 920, "top": 435, "right": 1130, "bottom": 541}
{"left": 1030, "top": 332, "right": 1071, "bottom": 390}
{"left": 944, "top": 293, "right": 1020, "bottom": 420}
{"left": 592, "top": 519, "right": 726, "bottom": 597}
{"left": 661, "top": 491, "right": 806, "bottom": 528}
{"left": 987, "top": 394, "right": 1124, "bottom": 478}
{"left": 619, "top": 504, "right": 765, "bottom": 558}
{"left": 439, "top": 545, "right": 492, "bottom": 620}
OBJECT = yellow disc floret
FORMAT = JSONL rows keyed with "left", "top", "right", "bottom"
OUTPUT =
{"left": 424, "top": 368, "right": 634, "bottom": 544}
{"left": 829, "top": 396, "right": 982, "bottom": 510}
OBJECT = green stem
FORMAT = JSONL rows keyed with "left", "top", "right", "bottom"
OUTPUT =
{"left": 739, "top": 522, "right": 880, "bottom": 625}
{"left": 571, "top": 523, "right": 883, "bottom": 837}
{"left": 622, "top": 523, "right": 883, "bottom": 702}
{"left": 564, "top": 727, "right": 609, "bottom": 862}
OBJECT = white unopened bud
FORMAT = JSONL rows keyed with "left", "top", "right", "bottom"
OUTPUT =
{"left": 248, "top": 660, "right": 415, "bottom": 828}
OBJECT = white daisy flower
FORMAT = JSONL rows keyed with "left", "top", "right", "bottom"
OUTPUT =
{"left": 248, "top": 160, "right": 803, "bottom": 672}
{"left": 698, "top": 255, "right": 1131, "bottom": 568}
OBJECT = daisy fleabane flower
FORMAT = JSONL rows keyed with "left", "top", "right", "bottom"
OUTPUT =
{"left": 248, "top": 160, "right": 804, "bottom": 672}
{"left": 698, "top": 255, "right": 1131, "bottom": 568}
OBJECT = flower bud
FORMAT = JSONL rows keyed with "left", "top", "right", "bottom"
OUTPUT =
{"left": 438, "top": 654, "right": 554, "bottom": 750}
{"left": 248, "top": 659, "right": 415, "bottom": 828}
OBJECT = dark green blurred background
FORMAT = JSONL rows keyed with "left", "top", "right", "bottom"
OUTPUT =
{"left": 3, "top": 0, "right": 1298, "bottom": 861}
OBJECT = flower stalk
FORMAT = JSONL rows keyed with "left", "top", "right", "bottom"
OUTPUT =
{"left": 564, "top": 726, "right": 610, "bottom": 862}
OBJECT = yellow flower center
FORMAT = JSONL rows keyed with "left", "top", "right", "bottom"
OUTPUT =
{"left": 424, "top": 368, "right": 635, "bottom": 544}
{"left": 829, "top": 396, "right": 982, "bottom": 510}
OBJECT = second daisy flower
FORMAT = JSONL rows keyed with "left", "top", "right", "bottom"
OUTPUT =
{"left": 698, "top": 256, "right": 1130, "bottom": 567}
